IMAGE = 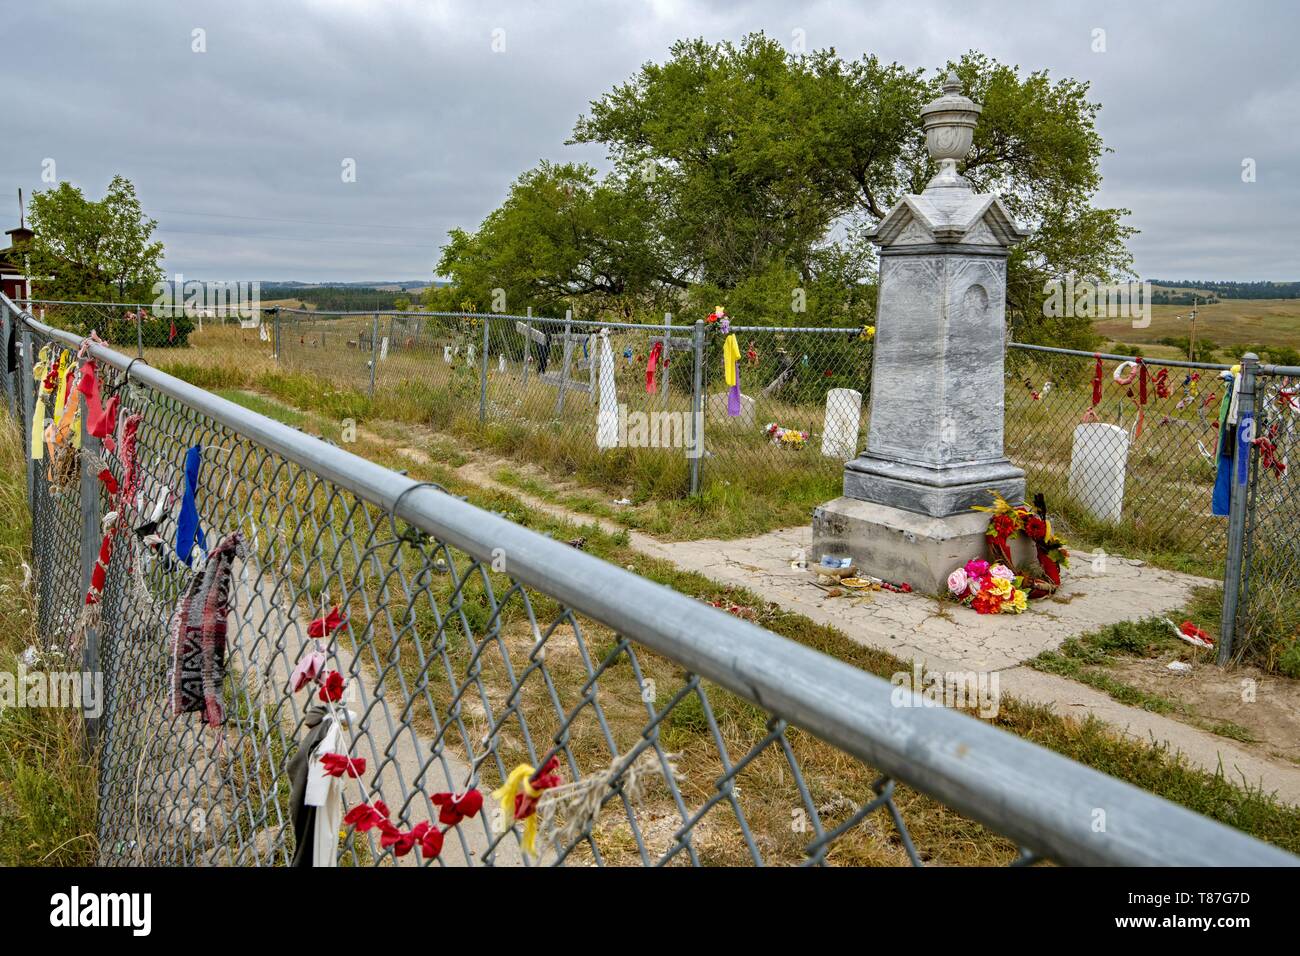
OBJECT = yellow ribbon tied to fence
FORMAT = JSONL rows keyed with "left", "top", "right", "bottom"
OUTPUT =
{"left": 723, "top": 333, "right": 740, "bottom": 388}
{"left": 493, "top": 764, "right": 544, "bottom": 855}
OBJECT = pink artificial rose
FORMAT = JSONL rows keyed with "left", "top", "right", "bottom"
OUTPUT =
{"left": 290, "top": 646, "right": 326, "bottom": 693}
{"left": 947, "top": 568, "right": 969, "bottom": 598}
{"left": 989, "top": 564, "right": 1016, "bottom": 581}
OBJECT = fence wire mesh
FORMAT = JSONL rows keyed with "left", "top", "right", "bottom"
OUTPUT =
{"left": 1237, "top": 368, "right": 1300, "bottom": 671}
{"left": 1, "top": 314, "right": 989, "bottom": 867}
{"left": 700, "top": 325, "right": 871, "bottom": 484}
{"left": 1004, "top": 345, "right": 1231, "bottom": 571}
{"left": 3, "top": 299, "right": 1294, "bottom": 867}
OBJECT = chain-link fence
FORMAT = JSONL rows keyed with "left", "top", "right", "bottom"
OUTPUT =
{"left": 1235, "top": 365, "right": 1300, "bottom": 673}
{"left": 17, "top": 300, "right": 1297, "bottom": 672}
{"left": 1004, "top": 344, "right": 1232, "bottom": 570}
{"left": 5, "top": 294, "right": 1291, "bottom": 867}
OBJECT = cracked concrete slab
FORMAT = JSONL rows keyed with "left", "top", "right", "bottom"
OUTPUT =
{"left": 654, "top": 526, "right": 1215, "bottom": 673}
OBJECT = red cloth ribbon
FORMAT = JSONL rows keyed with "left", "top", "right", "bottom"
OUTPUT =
{"left": 1082, "top": 353, "right": 1103, "bottom": 422}
{"left": 86, "top": 533, "right": 112, "bottom": 603}
{"left": 646, "top": 342, "right": 664, "bottom": 394}
{"left": 76, "top": 360, "right": 120, "bottom": 450}
{"left": 1135, "top": 357, "right": 1147, "bottom": 439}
{"left": 97, "top": 467, "right": 119, "bottom": 496}
{"left": 1254, "top": 436, "right": 1287, "bottom": 477}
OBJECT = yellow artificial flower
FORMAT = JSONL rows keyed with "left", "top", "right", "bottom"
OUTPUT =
{"left": 1010, "top": 589, "right": 1028, "bottom": 612}
{"left": 989, "top": 576, "right": 1012, "bottom": 598}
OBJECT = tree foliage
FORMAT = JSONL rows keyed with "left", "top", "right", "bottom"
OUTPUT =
{"left": 438, "top": 34, "right": 1135, "bottom": 344}
{"left": 26, "top": 175, "right": 164, "bottom": 302}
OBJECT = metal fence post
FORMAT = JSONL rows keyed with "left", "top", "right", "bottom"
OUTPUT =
{"left": 479, "top": 315, "right": 490, "bottom": 425}
{"left": 369, "top": 312, "right": 378, "bottom": 399}
{"left": 135, "top": 313, "right": 144, "bottom": 358}
{"left": 18, "top": 323, "right": 36, "bottom": 507}
{"left": 1218, "top": 353, "right": 1258, "bottom": 665}
{"left": 661, "top": 312, "right": 673, "bottom": 408}
{"left": 78, "top": 403, "right": 103, "bottom": 748}
{"left": 689, "top": 318, "right": 705, "bottom": 496}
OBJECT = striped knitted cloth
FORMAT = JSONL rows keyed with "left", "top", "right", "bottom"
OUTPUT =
{"left": 168, "top": 532, "right": 243, "bottom": 727}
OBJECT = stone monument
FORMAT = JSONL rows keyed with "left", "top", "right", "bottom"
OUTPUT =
{"left": 812, "top": 73, "right": 1030, "bottom": 594}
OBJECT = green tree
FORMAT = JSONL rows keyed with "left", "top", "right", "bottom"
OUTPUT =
{"left": 437, "top": 161, "right": 680, "bottom": 320}
{"left": 441, "top": 34, "right": 1135, "bottom": 342}
{"left": 26, "top": 175, "right": 165, "bottom": 302}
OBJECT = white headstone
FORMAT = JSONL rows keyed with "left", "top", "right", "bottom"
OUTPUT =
{"left": 379, "top": 336, "right": 389, "bottom": 360}
{"left": 443, "top": 345, "right": 452, "bottom": 363}
{"left": 821, "top": 388, "right": 863, "bottom": 459}
{"left": 1068, "top": 422, "right": 1129, "bottom": 523}
{"left": 498, "top": 353, "right": 506, "bottom": 373}
{"left": 466, "top": 344, "right": 476, "bottom": 365}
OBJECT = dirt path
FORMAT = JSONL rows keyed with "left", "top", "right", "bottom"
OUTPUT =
{"left": 414, "top": 451, "right": 1300, "bottom": 808}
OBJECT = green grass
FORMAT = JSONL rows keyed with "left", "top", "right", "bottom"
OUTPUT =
{"left": 1026, "top": 595, "right": 1289, "bottom": 745}
{"left": 0, "top": 409, "right": 98, "bottom": 866}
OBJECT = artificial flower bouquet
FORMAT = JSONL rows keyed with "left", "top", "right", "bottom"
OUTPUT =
{"left": 946, "top": 558, "right": 1029, "bottom": 615}
{"left": 764, "top": 422, "right": 809, "bottom": 448}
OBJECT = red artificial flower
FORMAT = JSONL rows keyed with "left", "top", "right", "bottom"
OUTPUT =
{"left": 420, "top": 826, "right": 445, "bottom": 860}
{"left": 1024, "top": 515, "right": 1047, "bottom": 539}
{"left": 971, "top": 590, "right": 1003, "bottom": 615}
{"left": 318, "top": 670, "right": 346, "bottom": 702}
{"left": 378, "top": 820, "right": 418, "bottom": 857}
{"left": 343, "top": 800, "right": 390, "bottom": 833}
{"left": 97, "top": 467, "right": 119, "bottom": 496}
{"left": 320, "top": 753, "right": 366, "bottom": 778}
{"left": 991, "top": 513, "right": 1017, "bottom": 538}
{"left": 308, "top": 606, "right": 347, "bottom": 638}
{"left": 431, "top": 789, "right": 484, "bottom": 826}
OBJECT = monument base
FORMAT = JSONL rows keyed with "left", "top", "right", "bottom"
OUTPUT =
{"left": 811, "top": 497, "right": 1034, "bottom": 596}
{"left": 843, "top": 455, "right": 1026, "bottom": 517}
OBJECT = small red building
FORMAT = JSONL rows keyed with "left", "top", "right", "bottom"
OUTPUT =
{"left": 0, "top": 224, "right": 33, "bottom": 303}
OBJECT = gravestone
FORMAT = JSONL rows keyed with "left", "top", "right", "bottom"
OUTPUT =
{"left": 812, "top": 73, "right": 1030, "bottom": 595}
{"left": 821, "top": 388, "right": 863, "bottom": 460}
{"left": 1069, "top": 423, "right": 1129, "bottom": 523}
{"left": 706, "top": 391, "right": 756, "bottom": 428}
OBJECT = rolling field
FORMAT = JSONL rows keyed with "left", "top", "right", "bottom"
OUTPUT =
{"left": 1095, "top": 296, "right": 1300, "bottom": 359}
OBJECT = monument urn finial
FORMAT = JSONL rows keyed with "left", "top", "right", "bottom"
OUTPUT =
{"left": 920, "top": 72, "right": 981, "bottom": 181}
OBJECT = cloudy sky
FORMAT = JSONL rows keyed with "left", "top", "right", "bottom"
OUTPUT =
{"left": 4, "top": 0, "right": 1295, "bottom": 282}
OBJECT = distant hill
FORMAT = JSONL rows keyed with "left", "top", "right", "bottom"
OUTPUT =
{"left": 1150, "top": 280, "right": 1300, "bottom": 300}
{"left": 255, "top": 280, "right": 449, "bottom": 311}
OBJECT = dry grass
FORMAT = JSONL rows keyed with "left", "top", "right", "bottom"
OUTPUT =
{"left": 0, "top": 407, "right": 98, "bottom": 866}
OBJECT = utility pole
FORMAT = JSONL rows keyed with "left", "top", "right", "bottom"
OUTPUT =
{"left": 1176, "top": 294, "right": 1200, "bottom": 361}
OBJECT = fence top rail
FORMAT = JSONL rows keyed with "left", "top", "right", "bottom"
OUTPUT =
{"left": 20, "top": 298, "right": 248, "bottom": 312}
{"left": 279, "top": 307, "right": 680, "bottom": 333}
{"left": 727, "top": 324, "right": 863, "bottom": 334}
{"left": 4, "top": 291, "right": 1293, "bottom": 868}
{"left": 1259, "top": 363, "right": 1300, "bottom": 377}
{"left": 1009, "top": 340, "right": 1233, "bottom": 372}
